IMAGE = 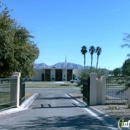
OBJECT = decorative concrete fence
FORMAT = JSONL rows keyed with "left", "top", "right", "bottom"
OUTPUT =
{"left": 89, "top": 73, "right": 130, "bottom": 105}
{"left": 88, "top": 73, "right": 106, "bottom": 105}
{"left": 127, "top": 87, "right": 130, "bottom": 105}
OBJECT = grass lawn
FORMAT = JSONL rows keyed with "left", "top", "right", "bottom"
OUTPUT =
{"left": 25, "top": 82, "right": 78, "bottom": 88}
{"left": 0, "top": 82, "right": 76, "bottom": 105}
{"left": 25, "top": 92, "right": 34, "bottom": 99}
{"left": 106, "top": 84, "right": 126, "bottom": 88}
{"left": 0, "top": 92, "right": 10, "bottom": 110}
{"left": 0, "top": 92, "right": 10, "bottom": 104}
{"left": 0, "top": 82, "right": 78, "bottom": 110}
{"left": 0, "top": 91, "right": 34, "bottom": 110}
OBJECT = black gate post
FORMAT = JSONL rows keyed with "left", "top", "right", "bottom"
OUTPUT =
{"left": 42, "top": 73, "right": 44, "bottom": 81}
{"left": 20, "top": 78, "right": 25, "bottom": 105}
{"left": 83, "top": 77, "right": 90, "bottom": 105}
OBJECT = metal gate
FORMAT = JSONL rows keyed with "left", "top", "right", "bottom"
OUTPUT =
{"left": 0, "top": 78, "right": 17, "bottom": 110}
{"left": 83, "top": 77, "right": 90, "bottom": 105}
{"left": 19, "top": 78, "right": 25, "bottom": 105}
{"left": 106, "top": 76, "right": 127, "bottom": 104}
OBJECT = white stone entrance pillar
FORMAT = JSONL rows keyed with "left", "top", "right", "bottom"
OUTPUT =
{"left": 89, "top": 73, "right": 97, "bottom": 105}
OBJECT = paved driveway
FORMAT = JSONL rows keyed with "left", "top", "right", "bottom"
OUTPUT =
{"left": 0, "top": 88, "right": 118, "bottom": 130}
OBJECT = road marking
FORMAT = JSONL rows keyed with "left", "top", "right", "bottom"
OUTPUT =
{"left": 66, "top": 94, "right": 118, "bottom": 130}
{"left": 66, "top": 94, "right": 98, "bottom": 116}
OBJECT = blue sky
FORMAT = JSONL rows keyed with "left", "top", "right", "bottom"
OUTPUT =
{"left": 2, "top": 0, "right": 130, "bottom": 70}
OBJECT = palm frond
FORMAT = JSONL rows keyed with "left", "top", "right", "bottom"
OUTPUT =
{"left": 127, "top": 54, "right": 130, "bottom": 57}
{"left": 121, "top": 44, "right": 130, "bottom": 48}
{"left": 96, "top": 46, "right": 102, "bottom": 55}
{"left": 123, "top": 33, "right": 130, "bottom": 42}
{"left": 89, "top": 46, "right": 95, "bottom": 54}
{"left": 81, "top": 46, "right": 87, "bottom": 55}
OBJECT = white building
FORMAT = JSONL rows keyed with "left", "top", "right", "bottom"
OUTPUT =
{"left": 32, "top": 68, "right": 74, "bottom": 81}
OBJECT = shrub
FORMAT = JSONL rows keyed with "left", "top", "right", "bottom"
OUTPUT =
{"left": 77, "top": 67, "right": 108, "bottom": 87}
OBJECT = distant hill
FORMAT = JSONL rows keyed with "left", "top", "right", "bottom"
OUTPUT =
{"left": 34, "top": 62, "right": 90, "bottom": 69}
{"left": 34, "top": 63, "right": 50, "bottom": 69}
{"left": 51, "top": 62, "right": 88, "bottom": 69}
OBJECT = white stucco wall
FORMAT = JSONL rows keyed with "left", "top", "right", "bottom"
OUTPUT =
{"left": 33, "top": 68, "right": 74, "bottom": 81}
{"left": 96, "top": 76, "right": 106, "bottom": 105}
{"left": 62, "top": 69, "right": 67, "bottom": 81}
{"left": 89, "top": 73, "right": 97, "bottom": 105}
{"left": 51, "top": 69, "right": 55, "bottom": 81}
{"left": 32, "top": 69, "right": 43, "bottom": 81}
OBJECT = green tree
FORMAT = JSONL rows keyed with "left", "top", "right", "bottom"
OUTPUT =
{"left": 109, "top": 70, "right": 114, "bottom": 75}
{"left": 81, "top": 46, "right": 87, "bottom": 70}
{"left": 122, "top": 59, "right": 130, "bottom": 76}
{"left": 89, "top": 46, "right": 95, "bottom": 69}
{"left": 0, "top": 3, "right": 39, "bottom": 78}
{"left": 96, "top": 46, "right": 102, "bottom": 69}
{"left": 113, "top": 68, "right": 121, "bottom": 77}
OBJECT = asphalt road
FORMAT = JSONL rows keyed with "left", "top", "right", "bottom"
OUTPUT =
{"left": 0, "top": 88, "right": 118, "bottom": 130}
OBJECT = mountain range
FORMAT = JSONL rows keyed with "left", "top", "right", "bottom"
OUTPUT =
{"left": 34, "top": 62, "right": 90, "bottom": 69}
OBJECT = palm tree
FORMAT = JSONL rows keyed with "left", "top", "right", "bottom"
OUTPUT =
{"left": 81, "top": 46, "right": 87, "bottom": 70}
{"left": 96, "top": 46, "right": 102, "bottom": 69}
{"left": 89, "top": 46, "right": 95, "bottom": 69}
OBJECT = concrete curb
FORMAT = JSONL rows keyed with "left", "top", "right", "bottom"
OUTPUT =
{"left": 20, "top": 93, "right": 39, "bottom": 109}
{"left": 0, "top": 93, "right": 39, "bottom": 117}
{"left": 67, "top": 93, "right": 118, "bottom": 129}
{"left": 67, "top": 93, "right": 86, "bottom": 106}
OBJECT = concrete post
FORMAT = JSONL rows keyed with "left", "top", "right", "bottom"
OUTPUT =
{"left": 11, "top": 72, "right": 21, "bottom": 108}
{"left": 97, "top": 76, "right": 106, "bottom": 104}
{"left": 89, "top": 73, "right": 97, "bottom": 105}
{"left": 17, "top": 74, "right": 20, "bottom": 107}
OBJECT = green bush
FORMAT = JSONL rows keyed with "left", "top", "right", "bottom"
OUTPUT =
{"left": 77, "top": 68, "right": 108, "bottom": 87}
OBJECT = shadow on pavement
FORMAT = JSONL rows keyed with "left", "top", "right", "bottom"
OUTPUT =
{"left": 32, "top": 103, "right": 80, "bottom": 109}
{"left": 0, "top": 114, "right": 116, "bottom": 130}
{"left": 37, "top": 96, "right": 81, "bottom": 100}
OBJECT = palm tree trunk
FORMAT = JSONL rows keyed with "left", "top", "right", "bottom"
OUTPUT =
{"left": 92, "top": 55, "right": 93, "bottom": 68}
{"left": 96, "top": 55, "right": 99, "bottom": 70}
{"left": 84, "top": 54, "right": 86, "bottom": 71}
{"left": 91, "top": 55, "right": 92, "bottom": 69}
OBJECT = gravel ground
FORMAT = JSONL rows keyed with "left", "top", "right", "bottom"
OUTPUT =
{"left": 70, "top": 93, "right": 130, "bottom": 121}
